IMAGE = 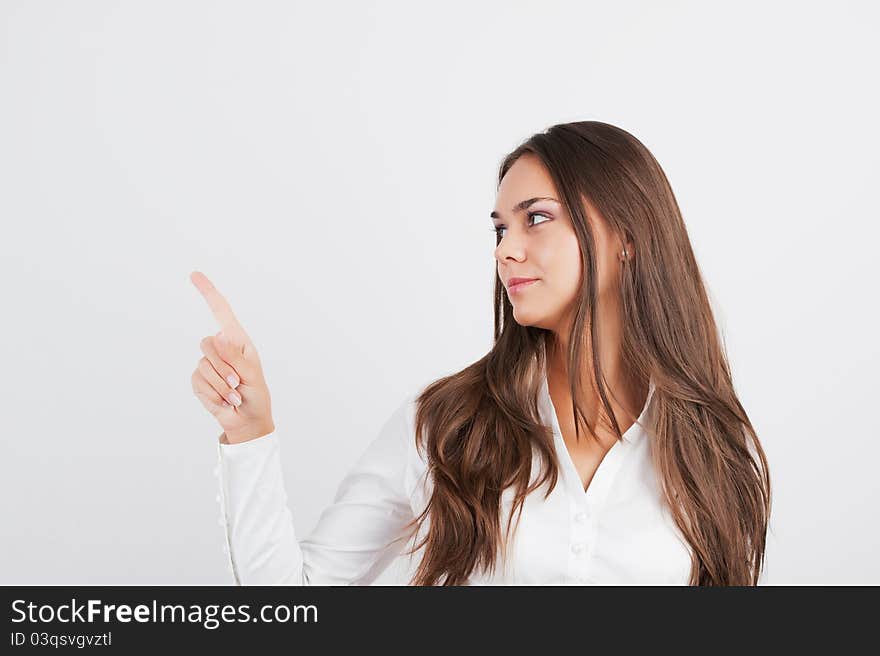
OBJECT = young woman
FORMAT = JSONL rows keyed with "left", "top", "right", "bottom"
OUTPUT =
{"left": 191, "top": 121, "right": 771, "bottom": 586}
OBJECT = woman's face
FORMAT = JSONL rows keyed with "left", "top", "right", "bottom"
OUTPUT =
{"left": 492, "top": 154, "right": 626, "bottom": 333}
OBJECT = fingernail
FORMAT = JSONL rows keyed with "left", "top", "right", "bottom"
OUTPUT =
{"left": 227, "top": 374, "right": 239, "bottom": 388}
{"left": 229, "top": 391, "right": 242, "bottom": 406}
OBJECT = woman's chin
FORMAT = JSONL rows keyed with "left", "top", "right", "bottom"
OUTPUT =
{"left": 512, "top": 306, "right": 544, "bottom": 327}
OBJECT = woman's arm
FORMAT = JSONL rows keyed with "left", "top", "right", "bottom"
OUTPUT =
{"left": 213, "top": 394, "right": 419, "bottom": 585}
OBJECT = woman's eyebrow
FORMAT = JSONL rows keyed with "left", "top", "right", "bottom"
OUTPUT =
{"left": 490, "top": 197, "right": 560, "bottom": 220}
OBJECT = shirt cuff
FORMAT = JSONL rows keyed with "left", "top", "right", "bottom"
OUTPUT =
{"left": 215, "top": 431, "right": 281, "bottom": 584}
{"left": 213, "top": 430, "right": 304, "bottom": 585}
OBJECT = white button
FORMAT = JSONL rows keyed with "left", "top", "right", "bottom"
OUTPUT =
{"left": 575, "top": 511, "right": 589, "bottom": 523}
{"left": 215, "top": 494, "right": 222, "bottom": 503}
{"left": 571, "top": 542, "right": 585, "bottom": 554}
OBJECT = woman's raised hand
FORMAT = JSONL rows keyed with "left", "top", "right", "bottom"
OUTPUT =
{"left": 190, "top": 271, "right": 275, "bottom": 444}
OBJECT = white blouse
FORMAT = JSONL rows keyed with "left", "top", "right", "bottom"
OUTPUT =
{"left": 212, "top": 363, "right": 694, "bottom": 585}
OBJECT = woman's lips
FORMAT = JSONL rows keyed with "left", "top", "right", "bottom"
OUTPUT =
{"left": 508, "top": 279, "right": 539, "bottom": 294}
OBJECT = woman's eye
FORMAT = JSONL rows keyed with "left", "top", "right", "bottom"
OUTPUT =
{"left": 529, "top": 211, "right": 552, "bottom": 226}
{"left": 491, "top": 212, "right": 552, "bottom": 240}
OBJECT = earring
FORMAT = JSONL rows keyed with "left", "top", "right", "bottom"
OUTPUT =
{"left": 620, "top": 248, "right": 628, "bottom": 260}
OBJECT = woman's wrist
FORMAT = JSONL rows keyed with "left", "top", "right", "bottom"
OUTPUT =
{"left": 222, "top": 423, "right": 275, "bottom": 445}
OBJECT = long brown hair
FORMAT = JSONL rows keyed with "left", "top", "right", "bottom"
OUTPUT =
{"left": 398, "top": 121, "right": 771, "bottom": 585}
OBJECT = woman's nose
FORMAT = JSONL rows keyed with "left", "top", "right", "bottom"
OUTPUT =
{"left": 495, "top": 229, "right": 526, "bottom": 262}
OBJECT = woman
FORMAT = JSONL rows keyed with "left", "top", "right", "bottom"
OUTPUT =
{"left": 190, "top": 120, "right": 771, "bottom": 586}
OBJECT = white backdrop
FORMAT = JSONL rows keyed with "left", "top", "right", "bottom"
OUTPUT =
{"left": 2, "top": 0, "right": 878, "bottom": 584}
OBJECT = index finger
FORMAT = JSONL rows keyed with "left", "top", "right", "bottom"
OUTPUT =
{"left": 190, "top": 271, "right": 250, "bottom": 344}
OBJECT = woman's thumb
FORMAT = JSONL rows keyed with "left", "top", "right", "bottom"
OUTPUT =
{"left": 215, "top": 331, "right": 259, "bottom": 380}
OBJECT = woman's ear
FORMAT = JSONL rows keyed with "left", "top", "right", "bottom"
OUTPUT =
{"left": 619, "top": 238, "right": 635, "bottom": 262}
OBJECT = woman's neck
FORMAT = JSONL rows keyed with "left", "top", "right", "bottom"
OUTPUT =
{"left": 546, "top": 329, "right": 646, "bottom": 436}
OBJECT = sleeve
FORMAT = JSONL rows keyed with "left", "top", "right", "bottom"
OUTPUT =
{"left": 212, "top": 394, "right": 419, "bottom": 585}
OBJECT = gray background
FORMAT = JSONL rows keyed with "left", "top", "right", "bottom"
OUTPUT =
{"left": 2, "top": 0, "right": 877, "bottom": 584}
